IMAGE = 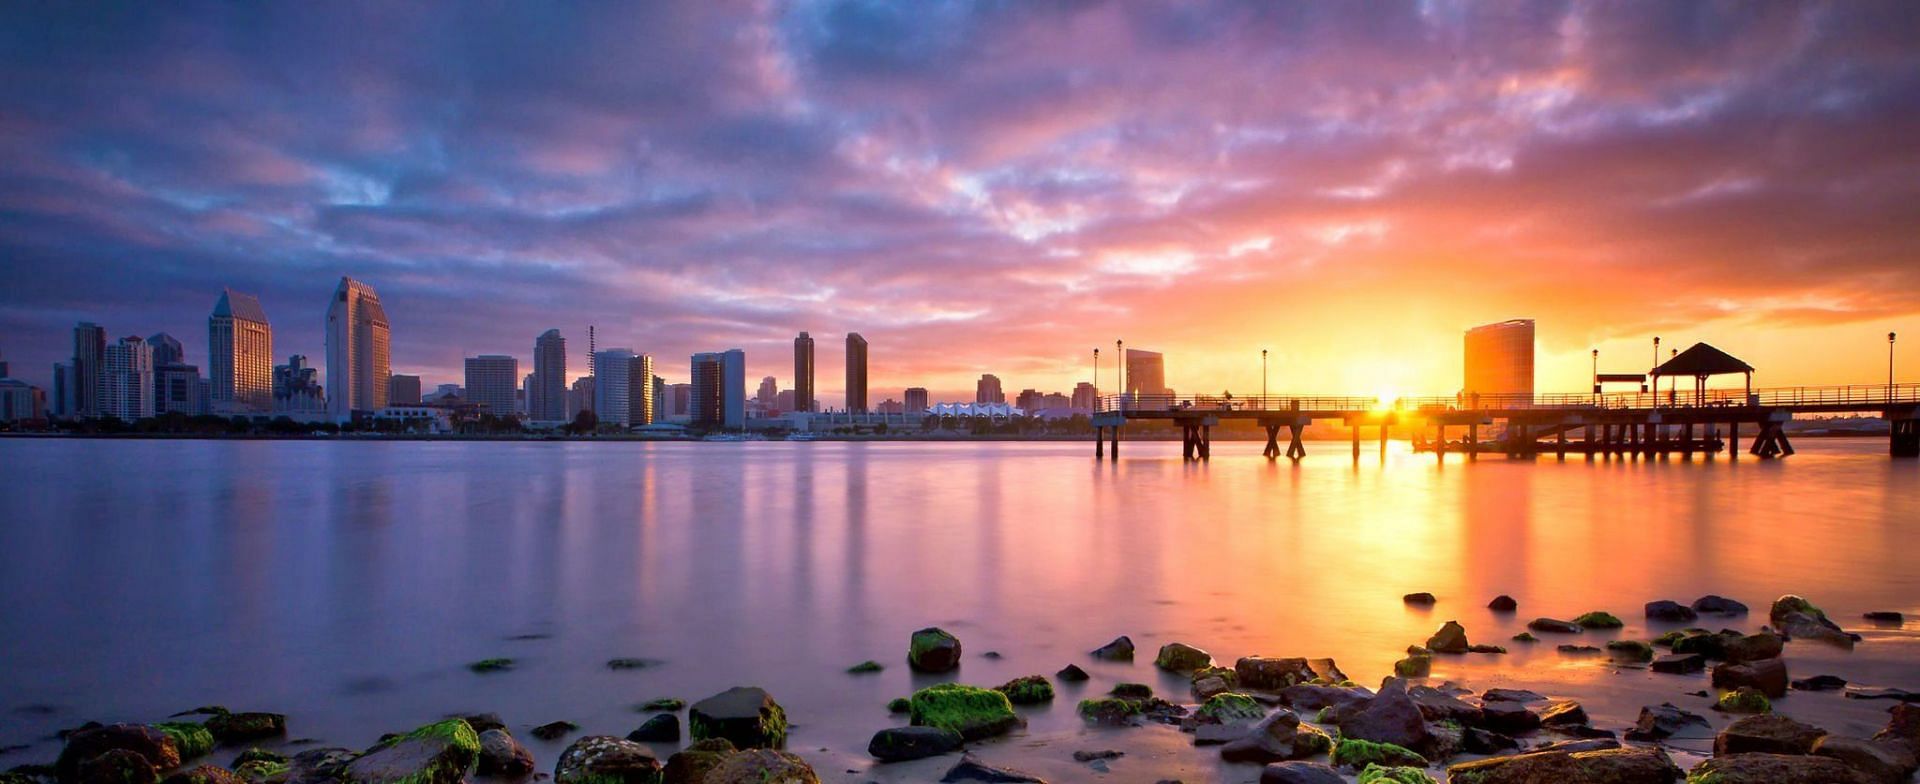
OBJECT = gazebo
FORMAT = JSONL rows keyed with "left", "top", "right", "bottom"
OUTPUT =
{"left": 1653, "top": 343, "right": 1754, "bottom": 407}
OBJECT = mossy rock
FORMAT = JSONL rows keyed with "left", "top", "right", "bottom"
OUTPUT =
{"left": 1357, "top": 764, "right": 1436, "bottom": 784}
{"left": 846, "top": 660, "right": 883, "bottom": 674}
{"left": 1332, "top": 739, "right": 1427, "bottom": 770}
{"left": 57, "top": 724, "right": 181, "bottom": 783}
{"left": 886, "top": 698, "right": 911, "bottom": 714}
{"left": 1296, "top": 723, "right": 1335, "bottom": 756}
{"left": 1653, "top": 630, "right": 1687, "bottom": 647}
{"left": 907, "top": 628, "right": 962, "bottom": 673}
{"left": 232, "top": 760, "right": 287, "bottom": 782}
{"left": 342, "top": 719, "right": 479, "bottom": 784}
{"left": 1109, "top": 683, "right": 1153, "bottom": 700}
{"left": 229, "top": 750, "right": 286, "bottom": 769}
{"left": 1197, "top": 693, "right": 1264, "bottom": 723}
{"left": 702, "top": 749, "right": 817, "bottom": 784}
{"left": 1153, "top": 642, "right": 1212, "bottom": 672}
{"left": 204, "top": 713, "right": 285, "bottom": 744}
{"left": 466, "top": 658, "right": 514, "bottom": 674}
{"left": 638, "top": 698, "right": 684, "bottom": 712}
{"left": 530, "top": 722, "right": 578, "bottom": 741}
{"left": 160, "top": 764, "right": 243, "bottom": 784}
{"left": 994, "top": 676, "right": 1055, "bottom": 705}
{"left": 152, "top": 723, "right": 215, "bottom": 761}
{"left": 1606, "top": 639, "right": 1655, "bottom": 662}
{"left": 1573, "top": 611, "right": 1624, "bottom": 629}
{"left": 907, "top": 684, "right": 1019, "bottom": 741}
{"left": 1511, "top": 632, "right": 1538, "bottom": 643}
{"left": 1393, "top": 655, "right": 1431, "bottom": 678}
{"left": 78, "top": 749, "right": 158, "bottom": 784}
{"left": 552, "top": 736, "right": 661, "bottom": 784}
{"left": 1076, "top": 698, "right": 1140, "bottom": 725}
{"left": 1715, "top": 687, "right": 1771, "bottom": 714}
{"left": 606, "top": 658, "right": 662, "bottom": 671}
{"left": 689, "top": 687, "right": 788, "bottom": 750}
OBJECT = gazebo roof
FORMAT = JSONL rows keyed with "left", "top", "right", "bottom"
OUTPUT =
{"left": 1655, "top": 342, "right": 1754, "bottom": 377}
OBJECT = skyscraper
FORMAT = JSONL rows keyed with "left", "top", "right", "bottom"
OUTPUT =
{"left": 627, "top": 355, "right": 655, "bottom": 426}
{"left": 845, "top": 332, "right": 868, "bottom": 413}
{"left": 148, "top": 333, "right": 184, "bottom": 367}
{"left": 101, "top": 335, "right": 154, "bottom": 422}
{"left": 1464, "top": 319, "right": 1535, "bottom": 398}
{"left": 147, "top": 332, "right": 205, "bottom": 416}
{"left": 272, "top": 355, "right": 325, "bottom": 414}
{"left": 51, "top": 363, "right": 69, "bottom": 418}
{"left": 387, "top": 374, "right": 422, "bottom": 405}
{"left": 530, "top": 329, "right": 567, "bottom": 422}
{"left": 465, "top": 355, "right": 520, "bottom": 416}
{"left": 71, "top": 322, "right": 106, "bottom": 417}
{"left": 1124, "top": 349, "right": 1167, "bottom": 397}
{"left": 1072, "top": 382, "right": 1098, "bottom": 411}
{"left": 904, "top": 387, "right": 929, "bottom": 413}
{"left": 325, "top": 277, "right": 391, "bottom": 419}
{"left": 976, "top": 374, "right": 1004, "bottom": 404}
{"left": 568, "top": 377, "right": 595, "bottom": 419}
{"left": 209, "top": 289, "right": 273, "bottom": 413}
{"left": 691, "top": 349, "right": 746, "bottom": 429}
{"left": 757, "top": 376, "right": 778, "bottom": 410}
{"left": 793, "top": 331, "right": 815, "bottom": 413}
{"left": 592, "top": 348, "right": 636, "bottom": 427}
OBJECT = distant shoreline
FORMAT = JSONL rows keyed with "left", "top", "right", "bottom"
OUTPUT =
{"left": 0, "top": 431, "right": 1888, "bottom": 444}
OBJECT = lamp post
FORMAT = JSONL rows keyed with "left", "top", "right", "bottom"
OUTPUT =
{"left": 1262, "top": 349, "right": 1269, "bottom": 404}
{"left": 1116, "top": 339, "right": 1124, "bottom": 411}
{"left": 1651, "top": 336, "right": 1660, "bottom": 405}
{"left": 1891, "top": 332, "right": 1898, "bottom": 403}
{"left": 1592, "top": 349, "right": 1599, "bottom": 401}
{"left": 1669, "top": 348, "right": 1678, "bottom": 405}
{"left": 1093, "top": 348, "right": 1100, "bottom": 411}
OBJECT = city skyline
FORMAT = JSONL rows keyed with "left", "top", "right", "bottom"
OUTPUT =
{"left": 1, "top": 5, "right": 1915, "bottom": 404}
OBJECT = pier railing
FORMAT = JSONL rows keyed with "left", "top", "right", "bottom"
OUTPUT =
{"left": 1096, "top": 383, "right": 1920, "bottom": 415}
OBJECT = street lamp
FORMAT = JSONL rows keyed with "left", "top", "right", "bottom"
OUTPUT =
{"left": 1650, "top": 336, "right": 1660, "bottom": 402}
{"left": 1592, "top": 349, "right": 1599, "bottom": 399}
{"left": 1262, "top": 349, "right": 1269, "bottom": 403}
{"left": 1116, "top": 339, "right": 1124, "bottom": 411}
{"left": 1093, "top": 348, "right": 1100, "bottom": 411}
{"left": 1891, "top": 332, "right": 1898, "bottom": 402}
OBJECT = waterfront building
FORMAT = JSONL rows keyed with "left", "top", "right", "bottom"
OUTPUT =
{"left": 272, "top": 355, "right": 326, "bottom": 414}
{"left": 845, "top": 332, "right": 868, "bottom": 413}
{"left": 209, "top": 289, "right": 273, "bottom": 413}
{"left": 976, "top": 374, "right": 1005, "bottom": 405}
{"left": 793, "top": 332, "right": 815, "bottom": 413}
{"left": 71, "top": 322, "right": 106, "bottom": 417}
{"left": 101, "top": 335, "right": 154, "bottom": 422}
{"left": 1015, "top": 388, "right": 1043, "bottom": 411}
{"left": 691, "top": 349, "right": 746, "bottom": 429}
{"left": 664, "top": 383, "right": 692, "bottom": 421}
{"left": 876, "top": 399, "right": 903, "bottom": 414}
{"left": 1464, "top": 319, "right": 1535, "bottom": 398}
{"left": 757, "top": 376, "right": 778, "bottom": 409}
{"left": 388, "top": 374, "right": 422, "bottom": 405}
{"left": 51, "top": 362, "right": 68, "bottom": 418}
{"left": 464, "top": 355, "right": 519, "bottom": 417}
{"left": 1125, "top": 348, "right": 1168, "bottom": 397}
{"left": 0, "top": 378, "right": 46, "bottom": 422}
{"left": 568, "top": 376, "right": 595, "bottom": 418}
{"left": 775, "top": 389, "right": 795, "bottom": 412}
{"left": 325, "top": 277, "right": 391, "bottom": 419}
{"left": 155, "top": 362, "right": 208, "bottom": 416}
{"left": 147, "top": 333, "right": 184, "bottom": 367}
{"left": 904, "top": 387, "right": 929, "bottom": 413}
{"left": 530, "top": 329, "right": 567, "bottom": 422}
{"left": 592, "top": 348, "right": 636, "bottom": 427}
{"left": 627, "top": 355, "right": 656, "bottom": 426}
{"left": 1072, "top": 381, "right": 1098, "bottom": 411}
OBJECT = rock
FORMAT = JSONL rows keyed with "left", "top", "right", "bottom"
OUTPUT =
{"left": 1488, "top": 595, "right": 1518, "bottom": 612}
{"left": 909, "top": 628, "right": 964, "bottom": 673}
{"left": 344, "top": 719, "right": 479, "bottom": 784}
{"left": 1625, "top": 703, "right": 1710, "bottom": 741}
{"left": 152, "top": 724, "right": 214, "bottom": 762}
{"left": 1425, "top": 621, "right": 1470, "bottom": 654}
{"left": 1556, "top": 645, "right": 1602, "bottom": 656}
{"left": 1532, "top": 738, "right": 1621, "bottom": 754}
{"left": 1403, "top": 592, "right": 1436, "bottom": 605}
{"left": 1077, "top": 698, "right": 1139, "bottom": 724}
{"left": 1089, "top": 636, "right": 1135, "bottom": 661}
{"left": 1715, "top": 713, "right": 1828, "bottom": 756}
{"left": 704, "top": 749, "right": 817, "bottom": 784}
{"left": 77, "top": 749, "right": 158, "bottom": 784}
{"left": 1307, "top": 658, "right": 1348, "bottom": 683}
{"left": 847, "top": 660, "right": 883, "bottom": 674}
{"left": 1194, "top": 724, "right": 1246, "bottom": 745}
{"left": 868, "top": 726, "right": 962, "bottom": 763}
{"left": 1462, "top": 727, "right": 1519, "bottom": 754}
{"left": 1407, "top": 686, "right": 1481, "bottom": 724}
{"left": 1056, "top": 664, "right": 1089, "bottom": 682}
{"left": 1479, "top": 701, "right": 1542, "bottom": 735}
{"left": 1686, "top": 753, "right": 1873, "bottom": 783}
{"left": 1467, "top": 644, "right": 1507, "bottom": 654}
{"left": 57, "top": 724, "right": 181, "bottom": 784}
{"left": 1511, "top": 632, "right": 1538, "bottom": 643}
{"left": 1526, "top": 618, "right": 1581, "bottom": 634}
{"left": 1279, "top": 684, "right": 1372, "bottom": 713}
{"left": 1645, "top": 600, "right": 1698, "bottom": 623}
{"left": 1672, "top": 629, "right": 1741, "bottom": 659}
{"left": 1392, "top": 654, "right": 1431, "bottom": 678}
{"left": 1812, "top": 735, "right": 1919, "bottom": 784}
{"left": 1154, "top": 643, "right": 1212, "bottom": 672}
{"left": 1192, "top": 675, "right": 1233, "bottom": 702}
{"left": 1259, "top": 761, "right": 1344, "bottom": 784}
{"left": 1444, "top": 747, "right": 1680, "bottom": 783}
{"left": 1481, "top": 689, "right": 1545, "bottom": 703}
{"left": 661, "top": 738, "right": 733, "bottom": 784}
{"left": 553, "top": 737, "right": 661, "bottom": 784}
{"left": 1715, "top": 687, "right": 1773, "bottom": 714}
{"left": 458, "top": 713, "right": 505, "bottom": 733}
{"left": 530, "top": 722, "right": 578, "bottom": 741}
{"left": 475, "top": 730, "right": 532, "bottom": 776}
{"left": 1724, "top": 632, "right": 1785, "bottom": 664}
{"left": 1651, "top": 653, "right": 1705, "bottom": 674}
{"left": 1198, "top": 693, "right": 1265, "bottom": 724}
{"left": 231, "top": 749, "right": 286, "bottom": 769}
{"left": 626, "top": 714, "right": 679, "bottom": 743}
{"left": 1538, "top": 701, "right": 1588, "bottom": 728}
{"left": 638, "top": 698, "right": 684, "bottom": 712}
{"left": 908, "top": 684, "right": 1020, "bottom": 741}
{"left": 1220, "top": 712, "right": 1332, "bottom": 764}
{"left": 1572, "top": 611, "right": 1623, "bottom": 629}
{"left": 1328, "top": 738, "right": 1425, "bottom": 770}
{"left": 690, "top": 687, "right": 788, "bottom": 749}
{"left": 1770, "top": 595, "right": 1854, "bottom": 649}
{"left": 1111, "top": 682, "right": 1154, "bottom": 700}
{"left": 606, "top": 658, "right": 662, "bottom": 671}
{"left": 1692, "top": 595, "right": 1749, "bottom": 615}
{"left": 995, "top": 676, "right": 1054, "bottom": 705}
{"left": 467, "top": 658, "right": 514, "bottom": 673}
{"left": 1864, "top": 611, "right": 1905, "bottom": 623}
{"left": 1845, "top": 687, "right": 1920, "bottom": 701}
{"left": 1605, "top": 640, "right": 1654, "bottom": 663}
{"left": 1792, "top": 674, "right": 1848, "bottom": 691}
{"left": 1334, "top": 680, "right": 1430, "bottom": 754}
{"left": 1236, "top": 657, "right": 1317, "bottom": 690}
{"left": 1873, "top": 702, "right": 1920, "bottom": 741}
{"left": 1712, "top": 658, "right": 1788, "bottom": 698}
{"left": 284, "top": 748, "right": 356, "bottom": 784}
{"left": 160, "top": 765, "right": 242, "bottom": 784}
{"left": 1072, "top": 749, "right": 1122, "bottom": 763}
{"left": 939, "top": 754, "right": 1045, "bottom": 783}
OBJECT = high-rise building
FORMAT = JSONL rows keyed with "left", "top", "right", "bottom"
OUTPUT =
{"left": 71, "top": 322, "right": 106, "bottom": 417}
{"left": 148, "top": 333, "right": 184, "bottom": 367}
{"left": 1072, "top": 382, "right": 1098, "bottom": 411}
{"left": 1124, "top": 349, "right": 1167, "bottom": 397}
{"left": 568, "top": 376, "right": 595, "bottom": 419}
{"left": 387, "top": 374, "right": 422, "bottom": 405}
{"left": 155, "top": 362, "right": 207, "bottom": 416}
{"left": 627, "top": 355, "right": 655, "bottom": 426}
{"left": 1464, "top": 319, "right": 1535, "bottom": 398}
{"left": 691, "top": 349, "right": 746, "bottom": 429}
{"left": 664, "top": 383, "right": 692, "bottom": 419}
{"left": 530, "top": 329, "right": 567, "bottom": 422}
{"left": 775, "top": 389, "right": 795, "bottom": 411}
{"left": 976, "top": 374, "right": 1004, "bottom": 405}
{"left": 652, "top": 375, "right": 666, "bottom": 421}
{"left": 209, "top": 289, "right": 273, "bottom": 413}
{"left": 0, "top": 378, "right": 45, "bottom": 423}
{"left": 101, "top": 335, "right": 154, "bottom": 422}
{"left": 51, "top": 362, "right": 69, "bottom": 418}
{"left": 1015, "top": 389, "right": 1043, "bottom": 411}
{"left": 793, "top": 332, "right": 815, "bottom": 413}
{"left": 757, "top": 376, "right": 778, "bottom": 409}
{"left": 845, "top": 332, "right": 868, "bottom": 413}
{"left": 273, "top": 355, "right": 325, "bottom": 414}
{"left": 325, "top": 277, "right": 391, "bottom": 419}
{"left": 592, "top": 348, "right": 636, "bottom": 427}
{"left": 465, "top": 355, "right": 520, "bottom": 417}
{"left": 904, "top": 387, "right": 929, "bottom": 413}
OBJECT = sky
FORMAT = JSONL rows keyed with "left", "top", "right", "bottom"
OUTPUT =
{"left": 2, "top": 2, "right": 1917, "bottom": 406}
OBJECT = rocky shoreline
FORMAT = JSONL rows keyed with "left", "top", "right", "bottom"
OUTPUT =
{"left": 7, "top": 595, "right": 1916, "bottom": 784}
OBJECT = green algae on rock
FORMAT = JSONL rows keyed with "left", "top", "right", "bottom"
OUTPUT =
{"left": 1154, "top": 642, "right": 1212, "bottom": 672}
{"left": 1715, "top": 687, "right": 1772, "bottom": 714}
{"left": 552, "top": 736, "right": 661, "bottom": 784}
{"left": 342, "top": 719, "right": 479, "bottom": 784}
{"left": 1573, "top": 611, "right": 1624, "bottom": 629}
{"left": 907, "top": 627, "right": 962, "bottom": 672}
{"left": 1357, "top": 764, "right": 1437, "bottom": 784}
{"left": 994, "top": 676, "right": 1055, "bottom": 705}
{"left": 908, "top": 684, "right": 1019, "bottom": 741}
{"left": 152, "top": 723, "right": 214, "bottom": 761}
{"left": 689, "top": 687, "right": 788, "bottom": 750}
{"left": 1077, "top": 698, "right": 1142, "bottom": 724}
{"left": 1332, "top": 739, "right": 1427, "bottom": 770}
{"left": 1197, "top": 693, "right": 1264, "bottom": 723}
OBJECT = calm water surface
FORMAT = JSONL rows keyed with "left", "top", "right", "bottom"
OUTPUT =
{"left": 2, "top": 438, "right": 1917, "bottom": 781}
